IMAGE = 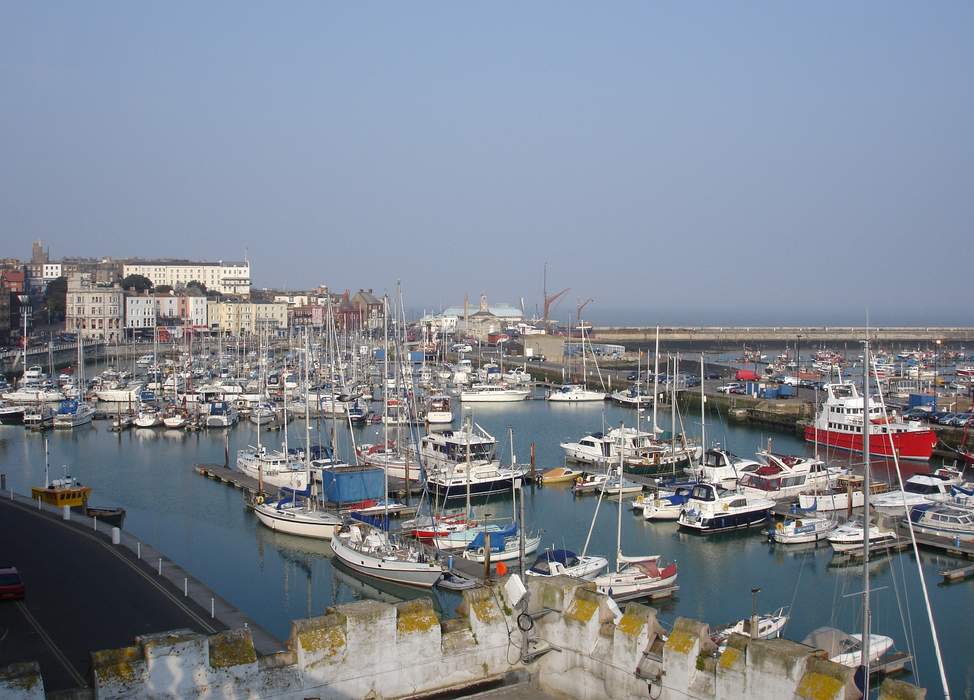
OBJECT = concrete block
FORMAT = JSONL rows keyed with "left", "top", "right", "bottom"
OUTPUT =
{"left": 459, "top": 585, "right": 510, "bottom": 648}
{"left": 715, "top": 633, "right": 749, "bottom": 700}
{"left": 663, "top": 617, "right": 714, "bottom": 694}
{"left": 206, "top": 628, "right": 258, "bottom": 677}
{"left": 139, "top": 630, "right": 208, "bottom": 697}
{"left": 395, "top": 598, "right": 442, "bottom": 689}
{"left": 289, "top": 611, "right": 347, "bottom": 670}
{"left": 611, "top": 602, "right": 662, "bottom": 672}
{"left": 339, "top": 599, "right": 397, "bottom": 665}
{"left": 0, "top": 662, "right": 44, "bottom": 700}
{"left": 878, "top": 677, "right": 927, "bottom": 700}
{"left": 796, "top": 656, "right": 857, "bottom": 700}
{"left": 746, "top": 638, "right": 817, "bottom": 698}
{"left": 91, "top": 645, "right": 148, "bottom": 699}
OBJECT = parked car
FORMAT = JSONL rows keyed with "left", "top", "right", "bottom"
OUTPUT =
{"left": 717, "top": 383, "right": 742, "bottom": 394}
{"left": 947, "top": 413, "right": 973, "bottom": 427}
{"left": 705, "top": 372, "right": 722, "bottom": 380}
{"left": 0, "top": 566, "right": 25, "bottom": 601}
{"left": 626, "top": 372, "right": 644, "bottom": 381}
{"left": 932, "top": 412, "right": 956, "bottom": 425}
{"left": 451, "top": 344, "right": 473, "bottom": 353}
{"left": 902, "top": 408, "right": 930, "bottom": 421}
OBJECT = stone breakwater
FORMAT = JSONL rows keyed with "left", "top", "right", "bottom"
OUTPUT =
{"left": 0, "top": 576, "right": 923, "bottom": 700}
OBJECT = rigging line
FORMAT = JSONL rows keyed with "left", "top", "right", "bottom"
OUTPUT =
{"left": 784, "top": 544, "right": 811, "bottom": 636}
{"left": 872, "top": 365, "right": 951, "bottom": 700}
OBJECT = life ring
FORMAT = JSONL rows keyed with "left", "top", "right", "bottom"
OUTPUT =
{"left": 575, "top": 476, "right": 583, "bottom": 484}
{"left": 477, "top": 547, "right": 486, "bottom": 556}
{"left": 775, "top": 522, "right": 784, "bottom": 531}
{"left": 255, "top": 495, "right": 264, "bottom": 505}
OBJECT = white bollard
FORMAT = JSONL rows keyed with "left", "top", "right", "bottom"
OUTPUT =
{"left": 137, "top": 542, "right": 141, "bottom": 559}
{"left": 93, "top": 516, "right": 98, "bottom": 531}
{"left": 37, "top": 497, "right": 41, "bottom": 509}
{"left": 211, "top": 598, "right": 215, "bottom": 618}
{"left": 62, "top": 505, "right": 70, "bottom": 520}
{"left": 157, "top": 558, "right": 162, "bottom": 576}
{"left": 184, "top": 578, "right": 188, "bottom": 597}
{"left": 112, "top": 527, "right": 121, "bottom": 545}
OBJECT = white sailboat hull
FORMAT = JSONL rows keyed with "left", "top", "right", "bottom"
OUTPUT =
{"left": 331, "top": 533, "right": 442, "bottom": 588}
{"left": 254, "top": 503, "right": 339, "bottom": 540}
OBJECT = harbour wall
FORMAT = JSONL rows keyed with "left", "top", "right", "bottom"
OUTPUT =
{"left": 592, "top": 326, "right": 974, "bottom": 345}
{"left": 1, "top": 576, "right": 923, "bottom": 700}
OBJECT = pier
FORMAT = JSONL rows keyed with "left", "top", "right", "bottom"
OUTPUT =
{"left": 590, "top": 325, "right": 974, "bottom": 345}
{"left": 0, "top": 489, "right": 281, "bottom": 693}
{"left": 194, "top": 463, "right": 421, "bottom": 514}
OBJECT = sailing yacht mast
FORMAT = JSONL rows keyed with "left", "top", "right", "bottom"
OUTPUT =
{"left": 652, "top": 326, "right": 659, "bottom": 433}
{"left": 699, "top": 354, "right": 705, "bottom": 455}
{"left": 861, "top": 339, "right": 872, "bottom": 694}
{"left": 615, "top": 422, "right": 624, "bottom": 572}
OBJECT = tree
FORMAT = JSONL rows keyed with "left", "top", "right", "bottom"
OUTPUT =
{"left": 154, "top": 284, "right": 173, "bottom": 294}
{"left": 44, "top": 276, "right": 67, "bottom": 321}
{"left": 186, "top": 279, "right": 207, "bottom": 295}
{"left": 121, "top": 274, "right": 153, "bottom": 293}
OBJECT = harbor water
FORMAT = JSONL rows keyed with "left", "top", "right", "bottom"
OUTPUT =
{"left": 0, "top": 396, "right": 970, "bottom": 698}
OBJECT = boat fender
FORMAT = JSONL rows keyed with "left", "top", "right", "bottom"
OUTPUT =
{"left": 255, "top": 495, "right": 264, "bottom": 505}
{"left": 722, "top": 503, "right": 729, "bottom": 511}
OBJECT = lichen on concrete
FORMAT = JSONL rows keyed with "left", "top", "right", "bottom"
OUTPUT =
{"left": 796, "top": 671, "right": 844, "bottom": 700}
{"left": 879, "top": 678, "right": 927, "bottom": 700}
{"left": 396, "top": 598, "right": 440, "bottom": 635}
{"left": 462, "top": 587, "right": 501, "bottom": 624}
{"left": 718, "top": 646, "right": 742, "bottom": 671}
{"left": 749, "top": 638, "right": 810, "bottom": 676}
{"left": 208, "top": 629, "right": 257, "bottom": 669}
{"left": 617, "top": 603, "right": 652, "bottom": 637}
{"left": 91, "top": 646, "right": 144, "bottom": 683}
{"left": 0, "top": 662, "right": 42, "bottom": 691}
{"left": 565, "top": 588, "right": 601, "bottom": 625}
{"left": 292, "top": 612, "right": 347, "bottom": 658}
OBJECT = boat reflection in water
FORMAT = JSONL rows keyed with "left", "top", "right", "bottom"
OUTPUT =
{"left": 254, "top": 527, "right": 451, "bottom": 613}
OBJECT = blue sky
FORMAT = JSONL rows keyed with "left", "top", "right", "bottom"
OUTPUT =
{"left": 2, "top": 3, "right": 972, "bottom": 324}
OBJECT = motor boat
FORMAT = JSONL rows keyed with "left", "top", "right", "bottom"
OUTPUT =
{"left": 526, "top": 548, "right": 608, "bottom": 581}
{"left": 459, "top": 384, "right": 530, "bottom": 402}
{"left": 801, "top": 627, "right": 895, "bottom": 668}
{"left": 594, "top": 555, "right": 678, "bottom": 602}
{"left": 642, "top": 484, "right": 696, "bottom": 521}
{"left": 827, "top": 519, "right": 898, "bottom": 552}
{"left": 870, "top": 471, "right": 967, "bottom": 512}
{"left": 769, "top": 516, "right": 837, "bottom": 544}
{"left": 677, "top": 483, "right": 774, "bottom": 534}
{"left": 907, "top": 502, "right": 974, "bottom": 541}
{"left": 547, "top": 384, "right": 606, "bottom": 402}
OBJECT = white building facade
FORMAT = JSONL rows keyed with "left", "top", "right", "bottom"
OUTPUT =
{"left": 66, "top": 273, "right": 123, "bottom": 343}
{"left": 125, "top": 296, "right": 157, "bottom": 330}
{"left": 122, "top": 261, "right": 251, "bottom": 296}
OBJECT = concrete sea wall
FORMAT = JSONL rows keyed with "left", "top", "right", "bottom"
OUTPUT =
{"left": 0, "top": 577, "right": 924, "bottom": 699}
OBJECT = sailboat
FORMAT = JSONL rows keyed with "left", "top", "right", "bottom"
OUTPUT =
{"left": 547, "top": 315, "right": 605, "bottom": 401}
{"left": 53, "top": 336, "right": 94, "bottom": 428}
{"left": 330, "top": 293, "right": 443, "bottom": 588}
{"left": 463, "top": 429, "right": 541, "bottom": 563}
{"left": 594, "top": 431, "right": 678, "bottom": 601}
{"left": 252, "top": 333, "right": 341, "bottom": 540}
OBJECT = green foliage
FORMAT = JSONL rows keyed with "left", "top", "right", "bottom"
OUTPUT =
{"left": 43, "top": 276, "right": 67, "bottom": 320}
{"left": 121, "top": 273, "right": 153, "bottom": 292}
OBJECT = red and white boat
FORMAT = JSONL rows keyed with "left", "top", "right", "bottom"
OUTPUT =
{"left": 804, "top": 382, "right": 937, "bottom": 461}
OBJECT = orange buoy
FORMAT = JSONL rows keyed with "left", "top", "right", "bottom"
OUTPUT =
{"left": 496, "top": 561, "right": 508, "bottom": 576}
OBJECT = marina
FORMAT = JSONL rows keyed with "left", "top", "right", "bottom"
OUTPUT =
{"left": 1, "top": 339, "right": 971, "bottom": 697}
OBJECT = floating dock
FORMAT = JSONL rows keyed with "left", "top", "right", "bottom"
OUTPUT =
{"left": 194, "top": 464, "right": 419, "bottom": 516}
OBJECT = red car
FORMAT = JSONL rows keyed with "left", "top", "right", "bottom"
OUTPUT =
{"left": 0, "top": 566, "right": 25, "bottom": 601}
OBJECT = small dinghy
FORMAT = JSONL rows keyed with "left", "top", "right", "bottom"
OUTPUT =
{"left": 437, "top": 572, "right": 478, "bottom": 591}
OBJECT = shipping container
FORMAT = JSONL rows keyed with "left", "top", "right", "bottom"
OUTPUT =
{"left": 320, "top": 466, "right": 385, "bottom": 505}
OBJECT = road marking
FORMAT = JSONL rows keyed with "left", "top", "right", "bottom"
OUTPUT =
{"left": 15, "top": 601, "right": 87, "bottom": 688}
{"left": 1, "top": 499, "right": 218, "bottom": 635}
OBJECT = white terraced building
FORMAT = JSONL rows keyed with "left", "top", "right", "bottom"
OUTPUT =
{"left": 66, "top": 273, "right": 124, "bottom": 343}
{"left": 122, "top": 260, "right": 251, "bottom": 296}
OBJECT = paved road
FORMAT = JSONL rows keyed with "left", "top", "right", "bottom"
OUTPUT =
{"left": 0, "top": 498, "right": 222, "bottom": 692}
